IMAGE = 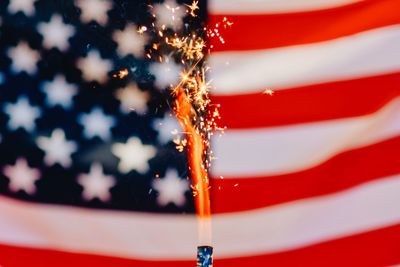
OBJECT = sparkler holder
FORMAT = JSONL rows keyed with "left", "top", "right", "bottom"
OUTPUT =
{"left": 197, "top": 245, "right": 213, "bottom": 267}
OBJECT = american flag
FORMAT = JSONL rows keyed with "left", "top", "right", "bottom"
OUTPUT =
{"left": 1, "top": 0, "right": 400, "bottom": 266}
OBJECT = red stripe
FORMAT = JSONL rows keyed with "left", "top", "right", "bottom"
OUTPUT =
{"left": 210, "top": 136, "right": 400, "bottom": 213}
{"left": 209, "top": 0, "right": 400, "bottom": 52}
{"left": 219, "top": 223, "right": 400, "bottom": 267}
{"left": 1, "top": 224, "right": 399, "bottom": 267}
{"left": 0, "top": 245, "right": 192, "bottom": 267}
{"left": 212, "top": 72, "right": 400, "bottom": 129}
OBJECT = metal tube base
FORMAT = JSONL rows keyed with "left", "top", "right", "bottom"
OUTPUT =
{"left": 197, "top": 246, "right": 213, "bottom": 267}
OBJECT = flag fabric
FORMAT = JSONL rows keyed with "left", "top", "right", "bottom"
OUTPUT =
{"left": 0, "top": 0, "right": 400, "bottom": 266}
{"left": 207, "top": 0, "right": 400, "bottom": 265}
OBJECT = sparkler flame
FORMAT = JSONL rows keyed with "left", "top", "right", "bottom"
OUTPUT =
{"left": 158, "top": 1, "right": 228, "bottom": 248}
{"left": 170, "top": 44, "right": 216, "bottom": 246}
{"left": 120, "top": 0, "right": 230, "bottom": 261}
{"left": 108, "top": 1, "right": 231, "bottom": 265}
{"left": 174, "top": 86, "right": 211, "bottom": 219}
{"left": 160, "top": 1, "right": 230, "bottom": 250}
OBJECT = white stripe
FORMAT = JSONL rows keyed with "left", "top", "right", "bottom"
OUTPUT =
{"left": 216, "top": 176, "right": 400, "bottom": 256}
{"left": 209, "top": 0, "right": 362, "bottom": 14}
{"left": 211, "top": 97, "right": 400, "bottom": 177}
{"left": 0, "top": 176, "right": 399, "bottom": 258}
{"left": 209, "top": 25, "right": 400, "bottom": 95}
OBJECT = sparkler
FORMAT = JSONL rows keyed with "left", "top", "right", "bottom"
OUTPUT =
{"left": 174, "top": 83, "right": 213, "bottom": 266}
{"left": 160, "top": 2, "right": 224, "bottom": 266}
{"left": 129, "top": 2, "right": 230, "bottom": 265}
{"left": 168, "top": 11, "right": 217, "bottom": 266}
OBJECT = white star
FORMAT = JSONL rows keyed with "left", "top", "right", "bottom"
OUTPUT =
{"left": 78, "top": 107, "right": 116, "bottom": 140}
{"left": 153, "top": 0, "right": 186, "bottom": 31}
{"left": 7, "top": 42, "right": 40, "bottom": 75}
{"left": 152, "top": 169, "right": 189, "bottom": 207}
{"left": 3, "top": 96, "right": 41, "bottom": 132}
{"left": 149, "top": 57, "right": 181, "bottom": 89}
{"left": 77, "top": 50, "right": 112, "bottom": 83}
{"left": 113, "top": 24, "right": 149, "bottom": 58}
{"left": 41, "top": 75, "right": 78, "bottom": 109}
{"left": 37, "top": 129, "right": 77, "bottom": 168}
{"left": 77, "top": 163, "right": 115, "bottom": 202}
{"left": 115, "top": 83, "right": 149, "bottom": 114}
{"left": 37, "top": 15, "right": 75, "bottom": 52}
{"left": 7, "top": 0, "right": 37, "bottom": 16}
{"left": 2, "top": 158, "right": 40, "bottom": 195}
{"left": 153, "top": 113, "right": 182, "bottom": 144}
{"left": 75, "top": 0, "right": 112, "bottom": 26}
{"left": 112, "top": 137, "right": 156, "bottom": 174}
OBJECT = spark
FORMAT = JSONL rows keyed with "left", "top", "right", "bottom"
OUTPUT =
{"left": 186, "top": 0, "right": 199, "bottom": 17}
{"left": 138, "top": 26, "right": 147, "bottom": 34}
{"left": 205, "top": 17, "right": 233, "bottom": 48}
{"left": 222, "top": 17, "right": 234, "bottom": 27}
{"left": 113, "top": 68, "right": 129, "bottom": 79}
{"left": 166, "top": 35, "right": 205, "bottom": 60}
{"left": 263, "top": 89, "right": 274, "bottom": 96}
{"left": 173, "top": 137, "right": 187, "bottom": 152}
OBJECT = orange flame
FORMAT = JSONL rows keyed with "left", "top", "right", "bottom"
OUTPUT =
{"left": 174, "top": 87, "right": 211, "bottom": 219}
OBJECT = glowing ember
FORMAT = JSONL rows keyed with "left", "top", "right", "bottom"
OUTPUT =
{"left": 263, "top": 89, "right": 274, "bottom": 96}
{"left": 174, "top": 86, "right": 212, "bottom": 218}
{"left": 137, "top": 26, "right": 147, "bottom": 34}
{"left": 113, "top": 68, "right": 129, "bottom": 79}
{"left": 186, "top": 0, "right": 199, "bottom": 17}
{"left": 205, "top": 16, "right": 233, "bottom": 49}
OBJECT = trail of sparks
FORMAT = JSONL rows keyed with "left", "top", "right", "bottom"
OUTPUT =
{"left": 113, "top": 0, "right": 231, "bottom": 247}
{"left": 168, "top": 37, "right": 221, "bottom": 222}
{"left": 149, "top": 0, "right": 230, "bottom": 229}
{"left": 174, "top": 86, "right": 211, "bottom": 217}
{"left": 169, "top": 37, "right": 215, "bottom": 222}
{"left": 145, "top": 1, "right": 228, "bottom": 222}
